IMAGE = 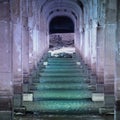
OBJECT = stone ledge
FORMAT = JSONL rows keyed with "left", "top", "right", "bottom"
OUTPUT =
{"left": 92, "top": 93, "right": 104, "bottom": 102}
{"left": 99, "top": 107, "right": 114, "bottom": 115}
{"left": 0, "top": 111, "right": 12, "bottom": 120}
{"left": 14, "top": 106, "right": 26, "bottom": 115}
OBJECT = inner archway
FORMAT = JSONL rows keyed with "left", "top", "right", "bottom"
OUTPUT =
{"left": 49, "top": 16, "right": 75, "bottom": 56}
{"left": 49, "top": 16, "right": 74, "bottom": 34}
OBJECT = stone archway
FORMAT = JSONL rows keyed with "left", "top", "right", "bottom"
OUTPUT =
{"left": 49, "top": 16, "right": 75, "bottom": 50}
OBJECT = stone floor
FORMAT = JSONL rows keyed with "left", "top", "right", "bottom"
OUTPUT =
{"left": 14, "top": 114, "right": 114, "bottom": 120}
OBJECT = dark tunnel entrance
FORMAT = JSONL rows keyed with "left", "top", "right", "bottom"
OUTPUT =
{"left": 49, "top": 16, "right": 74, "bottom": 34}
{"left": 49, "top": 16, "right": 75, "bottom": 51}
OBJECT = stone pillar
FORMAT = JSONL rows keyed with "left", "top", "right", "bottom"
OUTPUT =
{"left": 84, "top": 25, "right": 90, "bottom": 64}
{"left": 28, "top": 26, "right": 34, "bottom": 72}
{"left": 87, "top": 21, "right": 97, "bottom": 86}
{"left": 104, "top": 25, "right": 116, "bottom": 108}
{"left": 96, "top": 26, "right": 105, "bottom": 93}
{"left": 22, "top": 16, "right": 29, "bottom": 84}
{"left": 11, "top": 0, "right": 23, "bottom": 109}
{"left": 22, "top": 0, "right": 30, "bottom": 93}
{"left": 91, "top": 21, "right": 97, "bottom": 74}
{"left": 104, "top": 0, "right": 117, "bottom": 108}
{"left": 115, "top": 0, "right": 120, "bottom": 119}
{"left": 0, "top": 1, "right": 13, "bottom": 120}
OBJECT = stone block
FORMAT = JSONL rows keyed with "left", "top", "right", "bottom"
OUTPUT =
{"left": 92, "top": 93, "right": 104, "bottom": 102}
{"left": 0, "top": 111, "right": 12, "bottom": 120}
{"left": 104, "top": 94, "right": 115, "bottom": 107}
{"left": 23, "top": 93, "right": 33, "bottom": 102}
{"left": 96, "top": 84, "right": 104, "bottom": 92}
{"left": 90, "top": 78, "right": 96, "bottom": 85}
{"left": 88, "top": 85, "right": 96, "bottom": 91}
{"left": 116, "top": 100, "right": 120, "bottom": 110}
{"left": 43, "top": 62, "right": 48, "bottom": 66}
{"left": 14, "top": 94, "right": 22, "bottom": 107}
{"left": 99, "top": 107, "right": 114, "bottom": 115}
{"left": 115, "top": 110, "right": 120, "bottom": 120}
{"left": 14, "top": 106, "right": 26, "bottom": 115}
{"left": 0, "top": 97, "right": 12, "bottom": 110}
{"left": 13, "top": 84, "right": 22, "bottom": 94}
{"left": 76, "top": 62, "right": 81, "bottom": 65}
{"left": 104, "top": 84, "right": 114, "bottom": 94}
{"left": 23, "top": 84, "right": 29, "bottom": 92}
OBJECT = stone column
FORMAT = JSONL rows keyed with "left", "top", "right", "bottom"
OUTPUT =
{"left": 84, "top": 25, "right": 90, "bottom": 64}
{"left": 11, "top": 0, "right": 23, "bottom": 109}
{"left": 88, "top": 21, "right": 97, "bottom": 87}
{"left": 96, "top": 26, "right": 105, "bottom": 93}
{"left": 115, "top": 0, "right": 120, "bottom": 119}
{"left": 22, "top": 16, "right": 29, "bottom": 84}
{"left": 28, "top": 0, "right": 34, "bottom": 72}
{"left": 22, "top": 0, "right": 30, "bottom": 92}
{"left": 104, "top": 0, "right": 117, "bottom": 108}
{"left": 0, "top": 1, "right": 13, "bottom": 120}
{"left": 104, "top": 25, "right": 116, "bottom": 107}
{"left": 91, "top": 21, "right": 97, "bottom": 74}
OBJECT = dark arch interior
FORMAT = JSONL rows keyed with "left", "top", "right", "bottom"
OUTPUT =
{"left": 49, "top": 16, "right": 74, "bottom": 34}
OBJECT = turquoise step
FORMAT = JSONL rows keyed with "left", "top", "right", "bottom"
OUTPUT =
{"left": 47, "top": 63, "right": 77, "bottom": 66}
{"left": 48, "top": 58, "right": 75, "bottom": 60}
{"left": 48, "top": 61, "right": 76, "bottom": 63}
{"left": 30, "top": 83, "right": 89, "bottom": 90}
{"left": 38, "top": 76, "right": 89, "bottom": 83}
{"left": 23, "top": 100, "right": 103, "bottom": 114}
{"left": 40, "top": 68, "right": 84, "bottom": 73}
{"left": 39, "top": 72, "right": 87, "bottom": 77}
{"left": 33, "top": 90, "right": 92, "bottom": 100}
{"left": 45, "top": 66, "right": 81, "bottom": 69}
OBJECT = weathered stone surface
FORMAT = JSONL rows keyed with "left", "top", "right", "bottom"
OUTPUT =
{"left": 92, "top": 93, "right": 104, "bottom": 102}
{"left": 49, "top": 33, "right": 74, "bottom": 50}
{"left": 0, "top": 0, "right": 119, "bottom": 119}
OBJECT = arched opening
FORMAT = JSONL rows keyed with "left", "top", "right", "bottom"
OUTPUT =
{"left": 49, "top": 16, "right": 75, "bottom": 57}
{"left": 49, "top": 16, "right": 74, "bottom": 34}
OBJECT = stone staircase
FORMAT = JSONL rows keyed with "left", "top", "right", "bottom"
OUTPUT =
{"left": 23, "top": 53, "right": 103, "bottom": 115}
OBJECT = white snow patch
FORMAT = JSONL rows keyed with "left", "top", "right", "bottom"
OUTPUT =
{"left": 49, "top": 47, "right": 75, "bottom": 56}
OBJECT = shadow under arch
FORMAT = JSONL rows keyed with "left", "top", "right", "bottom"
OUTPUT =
{"left": 49, "top": 16, "right": 74, "bottom": 34}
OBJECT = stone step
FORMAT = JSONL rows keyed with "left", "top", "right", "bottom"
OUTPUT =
{"left": 15, "top": 115, "right": 114, "bottom": 120}
{"left": 30, "top": 83, "right": 89, "bottom": 90}
{"left": 48, "top": 60, "right": 75, "bottom": 62}
{"left": 38, "top": 76, "right": 89, "bottom": 83}
{"left": 40, "top": 70, "right": 85, "bottom": 74}
{"left": 48, "top": 58, "right": 75, "bottom": 60}
{"left": 41, "top": 67, "right": 83, "bottom": 71}
{"left": 45, "top": 65, "right": 81, "bottom": 69}
{"left": 39, "top": 70, "right": 85, "bottom": 74}
{"left": 47, "top": 62, "right": 77, "bottom": 66}
{"left": 40, "top": 68, "right": 87, "bottom": 73}
{"left": 47, "top": 61, "right": 76, "bottom": 63}
{"left": 39, "top": 72, "right": 87, "bottom": 77}
{"left": 23, "top": 100, "right": 103, "bottom": 114}
{"left": 33, "top": 90, "right": 92, "bottom": 100}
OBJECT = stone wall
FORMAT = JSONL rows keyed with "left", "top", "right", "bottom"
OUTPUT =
{"left": 0, "top": 0, "right": 119, "bottom": 119}
{"left": 49, "top": 33, "right": 74, "bottom": 49}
